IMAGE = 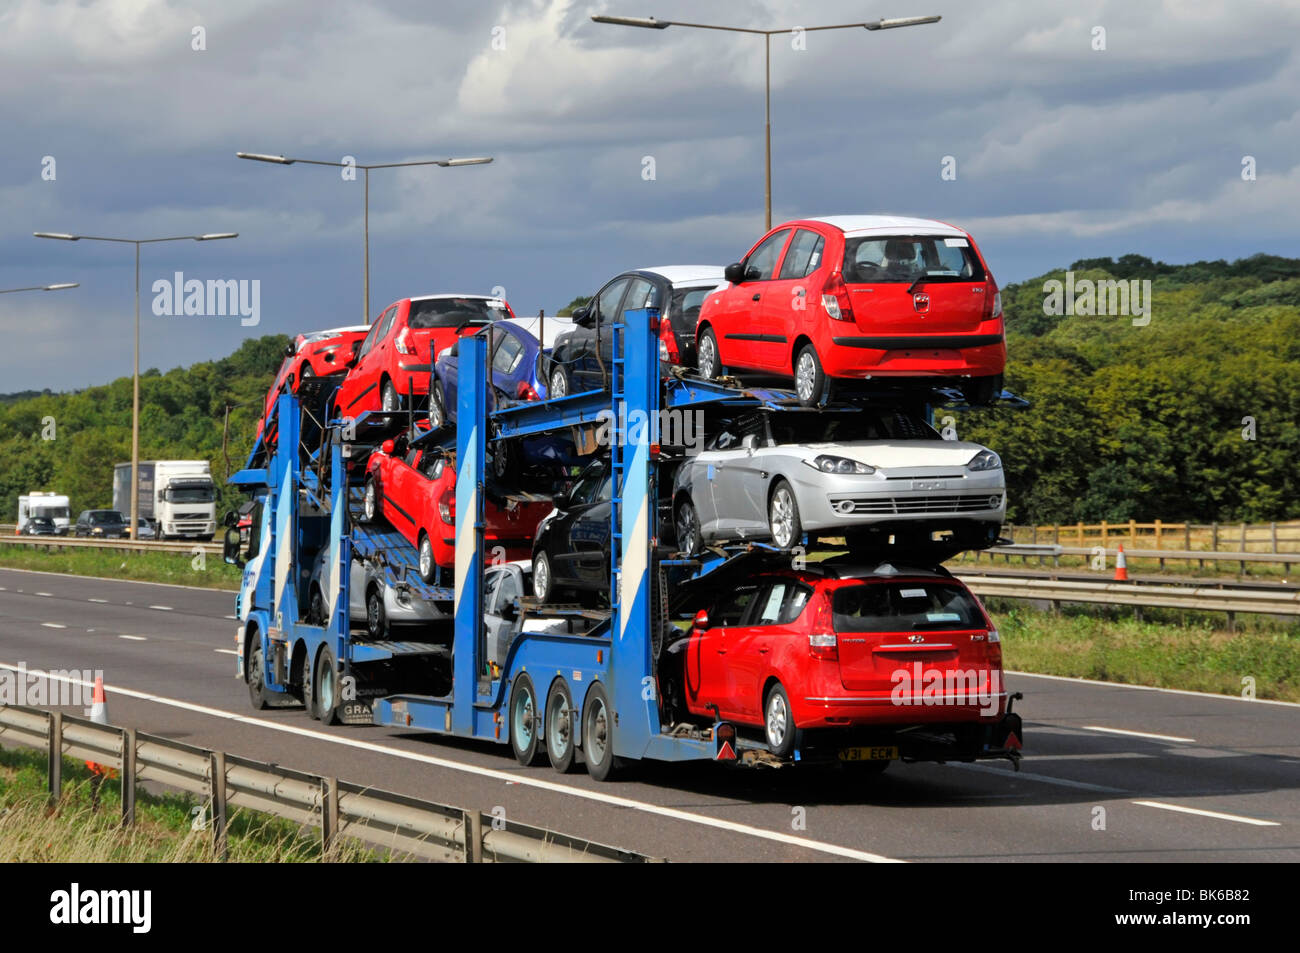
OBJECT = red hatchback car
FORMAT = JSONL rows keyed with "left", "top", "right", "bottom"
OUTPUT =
{"left": 677, "top": 563, "right": 1013, "bottom": 766}
{"left": 696, "top": 216, "right": 1006, "bottom": 406}
{"left": 363, "top": 439, "right": 550, "bottom": 582}
{"left": 256, "top": 324, "right": 368, "bottom": 444}
{"left": 334, "top": 295, "right": 513, "bottom": 420}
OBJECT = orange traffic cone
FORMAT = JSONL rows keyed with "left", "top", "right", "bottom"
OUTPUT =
{"left": 1113, "top": 544, "right": 1129, "bottom": 581}
{"left": 89, "top": 675, "right": 108, "bottom": 724}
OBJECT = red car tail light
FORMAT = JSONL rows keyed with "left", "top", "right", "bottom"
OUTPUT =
{"left": 395, "top": 326, "right": 415, "bottom": 355}
{"left": 808, "top": 633, "right": 838, "bottom": 661}
{"left": 438, "top": 489, "right": 455, "bottom": 524}
{"left": 658, "top": 317, "right": 680, "bottom": 364}
{"left": 986, "top": 628, "right": 1003, "bottom": 666}
{"left": 516, "top": 380, "right": 539, "bottom": 401}
{"left": 820, "top": 271, "right": 855, "bottom": 322}
{"left": 982, "top": 277, "right": 1002, "bottom": 320}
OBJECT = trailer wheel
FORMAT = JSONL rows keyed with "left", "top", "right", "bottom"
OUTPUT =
{"left": 314, "top": 646, "right": 341, "bottom": 726}
{"left": 545, "top": 680, "right": 576, "bottom": 774}
{"left": 763, "top": 682, "right": 796, "bottom": 759}
{"left": 247, "top": 637, "right": 270, "bottom": 710}
{"left": 509, "top": 674, "right": 545, "bottom": 766}
{"left": 582, "top": 682, "right": 620, "bottom": 782}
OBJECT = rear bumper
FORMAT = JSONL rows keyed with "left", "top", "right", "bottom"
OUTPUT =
{"left": 796, "top": 692, "right": 1006, "bottom": 728}
{"left": 796, "top": 711, "right": 1024, "bottom": 765}
{"left": 818, "top": 333, "right": 1006, "bottom": 380}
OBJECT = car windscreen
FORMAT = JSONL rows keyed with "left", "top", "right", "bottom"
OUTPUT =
{"left": 833, "top": 581, "right": 986, "bottom": 633}
{"left": 843, "top": 235, "right": 985, "bottom": 285}
{"left": 89, "top": 511, "right": 126, "bottom": 524}
{"left": 767, "top": 409, "right": 938, "bottom": 444}
{"left": 168, "top": 486, "right": 215, "bottom": 503}
{"left": 407, "top": 298, "right": 506, "bottom": 329}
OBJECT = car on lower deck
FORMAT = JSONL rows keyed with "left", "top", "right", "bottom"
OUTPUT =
{"left": 546, "top": 266, "right": 725, "bottom": 397}
{"left": 306, "top": 545, "right": 450, "bottom": 640}
{"left": 674, "top": 563, "right": 1015, "bottom": 763}
{"left": 696, "top": 216, "right": 1005, "bottom": 406}
{"left": 671, "top": 407, "right": 1005, "bottom": 554}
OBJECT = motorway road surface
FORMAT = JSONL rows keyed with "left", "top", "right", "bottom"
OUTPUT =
{"left": 1, "top": 567, "right": 1297, "bottom": 862}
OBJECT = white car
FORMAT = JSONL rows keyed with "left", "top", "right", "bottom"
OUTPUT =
{"left": 671, "top": 407, "right": 1006, "bottom": 552}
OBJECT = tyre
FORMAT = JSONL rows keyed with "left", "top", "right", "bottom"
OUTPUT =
{"left": 247, "top": 636, "right": 270, "bottom": 710}
{"left": 768, "top": 479, "right": 803, "bottom": 550}
{"left": 545, "top": 680, "right": 577, "bottom": 774}
{"left": 675, "top": 496, "right": 701, "bottom": 556}
{"left": 381, "top": 380, "right": 401, "bottom": 412}
{"left": 366, "top": 585, "right": 388, "bottom": 640}
{"left": 363, "top": 477, "right": 379, "bottom": 522}
{"left": 308, "top": 586, "right": 325, "bottom": 626}
{"left": 793, "top": 343, "right": 826, "bottom": 407}
{"left": 582, "top": 682, "right": 620, "bottom": 782}
{"left": 509, "top": 673, "right": 545, "bottom": 766}
{"left": 961, "top": 374, "right": 1003, "bottom": 407}
{"left": 314, "top": 646, "right": 341, "bottom": 726}
{"left": 428, "top": 384, "right": 447, "bottom": 430}
{"left": 302, "top": 646, "right": 317, "bottom": 719}
{"left": 696, "top": 327, "right": 721, "bottom": 380}
{"left": 548, "top": 363, "right": 569, "bottom": 399}
{"left": 418, "top": 532, "right": 437, "bottom": 584}
{"left": 532, "top": 550, "right": 554, "bottom": 604}
{"left": 764, "top": 682, "right": 796, "bottom": 759}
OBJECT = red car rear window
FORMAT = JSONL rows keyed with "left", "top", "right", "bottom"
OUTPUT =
{"left": 832, "top": 581, "right": 985, "bottom": 633}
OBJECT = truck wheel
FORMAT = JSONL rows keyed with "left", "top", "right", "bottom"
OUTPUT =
{"left": 302, "top": 648, "right": 317, "bottom": 718}
{"left": 582, "top": 682, "right": 620, "bottom": 782}
{"left": 363, "top": 477, "right": 379, "bottom": 522}
{"left": 509, "top": 674, "right": 545, "bottom": 766}
{"left": 763, "top": 682, "right": 796, "bottom": 759}
{"left": 696, "top": 327, "right": 721, "bottom": 380}
{"left": 247, "top": 638, "right": 270, "bottom": 710}
{"left": 545, "top": 680, "right": 576, "bottom": 774}
{"left": 314, "top": 646, "right": 341, "bottom": 726}
{"left": 768, "top": 479, "right": 803, "bottom": 550}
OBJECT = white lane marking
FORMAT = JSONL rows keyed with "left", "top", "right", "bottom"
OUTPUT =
{"left": 0, "top": 566, "right": 234, "bottom": 594}
{"left": 119, "top": 635, "right": 148, "bottom": 641}
{"left": 36, "top": 592, "right": 52, "bottom": 597}
{"left": 40, "top": 623, "right": 66, "bottom": 629}
{"left": 224, "top": 615, "right": 238, "bottom": 620}
{"left": 0, "top": 663, "right": 899, "bottom": 864}
{"left": 1082, "top": 725, "right": 1196, "bottom": 744}
{"left": 149, "top": 605, "right": 173, "bottom": 611}
{"left": 1133, "top": 800, "right": 1280, "bottom": 827}
{"left": 1008, "top": 670, "right": 1300, "bottom": 709}
{"left": 951, "top": 762, "right": 1125, "bottom": 794}
{"left": 214, "top": 649, "right": 238, "bottom": 656}
{"left": 88, "top": 598, "right": 109, "bottom": 604}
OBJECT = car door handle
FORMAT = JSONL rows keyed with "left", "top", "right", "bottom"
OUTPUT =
{"left": 751, "top": 293, "right": 761, "bottom": 301}
{"left": 758, "top": 646, "right": 770, "bottom": 655}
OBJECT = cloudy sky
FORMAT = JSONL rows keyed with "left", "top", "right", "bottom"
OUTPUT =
{"left": 2, "top": 0, "right": 1297, "bottom": 393}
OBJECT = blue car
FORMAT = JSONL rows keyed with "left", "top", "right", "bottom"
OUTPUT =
{"left": 428, "top": 322, "right": 580, "bottom": 486}
{"left": 429, "top": 321, "right": 546, "bottom": 429}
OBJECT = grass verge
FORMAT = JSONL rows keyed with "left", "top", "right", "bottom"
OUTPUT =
{"left": 988, "top": 599, "right": 1300, "bottom": 702}
{"left": 0, "top": 544, "right": 240, "bottom": 590}
{"left": 0, "top": 745, "right": 378, "bottom": 862}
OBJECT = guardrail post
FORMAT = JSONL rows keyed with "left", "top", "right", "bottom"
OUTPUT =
{"left": 121, "top": 727, "right": 136, "bottom": 828}
{"left": 47, "top": 711, "right": 62, "bottom": 804}
{"left": 320, "top": 777, "right": 339, "bottom": 857}
{"left": 463, "top": 809, "right": 483, "bottom": 863}
{"left": 1271, "top": 522, "right": 1278, "bottom": 553}
{"left": 210, "top": 751, "right": 228, "bottom": 861}
{"left": 1212, "top": 522, "right": 1219, "bottom": 552}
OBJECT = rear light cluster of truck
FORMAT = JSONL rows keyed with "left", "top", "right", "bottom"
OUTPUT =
{"left": 820, "top": 271, "right": 855, "bottom": 322}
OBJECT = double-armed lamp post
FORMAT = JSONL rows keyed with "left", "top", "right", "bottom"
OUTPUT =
{"left": 591, "top": 14, "right": 941, "bottom": 230}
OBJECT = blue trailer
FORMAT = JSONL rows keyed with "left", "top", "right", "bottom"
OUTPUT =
{"left": 224, "top": 307, "right": 1024, "bottom": 780}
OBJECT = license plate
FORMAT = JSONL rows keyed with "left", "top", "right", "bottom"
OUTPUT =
{"left": 838, "top": 746, "right": 898, "bottom": 762}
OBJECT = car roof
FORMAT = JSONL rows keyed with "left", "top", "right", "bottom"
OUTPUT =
{"left": 407, "top": 294, "right": 506, "bottom": 303}
{"left": 630, "top": 265, "right": 726, "bottom": 286}
{"left": 803, "top": 215, "right": 967, "bottom": 238}
{"left": 788, "top": 560, "right": 957, "bottom": 582}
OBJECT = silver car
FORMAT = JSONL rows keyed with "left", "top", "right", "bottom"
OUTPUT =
{"left": 308, "top": 547, "right": 450, "bottom": 639}
{"left": 671, "top": 408, "right": 1006, "bottom": 552}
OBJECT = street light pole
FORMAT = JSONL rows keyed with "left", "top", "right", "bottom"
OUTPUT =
{"left": 591, "top": 14, "right": 941, "bottom": 230}
{"left": 0, "top": 283, "right": 79, "bottom": 294}
{"left": 34, "top": 231, "right": 238, "bottom": 539}
{"left": 236, "top": 152, "right": 494, "bottom": 323}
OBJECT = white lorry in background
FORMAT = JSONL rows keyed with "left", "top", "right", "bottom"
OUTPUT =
{"left": 112, "top": 460, "right": 217, "bottom": 541}
{"left": 16, "top": 492, "right": 71, "bottom": 535}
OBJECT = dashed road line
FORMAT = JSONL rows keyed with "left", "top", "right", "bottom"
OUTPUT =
{"left": 1082, "top": 725, "right": 1196, "bottom": 744}
{"left": 1133, "top": 800, "right": 1279, "bottom": 827}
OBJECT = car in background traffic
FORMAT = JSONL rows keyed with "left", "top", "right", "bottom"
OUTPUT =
{"left": 546, "top": 267, "right": 725, "bottom": 396}
{"left": 73, "top": 509, "right": 130, "bottom": 538}
{"left": 696, "top": 216, "right": 1006, "bottom": 406}
{"left": 334, "top": 295, "right": 512, "bottom": 418}
{"left": 675, "top": 563, "right": 1009, "bottom": 761}
{"left": 256, "top": 324, "right": 369, "bottom": 444}
{"left": 22, "top": 516, "right": 60, "bottom": 536}
{"left": 671, "top": 407, "right": 1005, "bottom": 553}
{"left": 363, "top": 437, "right": 551, "bottom": 582}
{"left": 135, "top": 518, "right": 157, "bottom": 540}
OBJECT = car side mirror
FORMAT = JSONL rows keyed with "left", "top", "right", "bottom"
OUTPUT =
{"left": 693, "top": 609, "right": 710, "bottom": 629}
{"left": 742, "top": 434, "right": 758, "bottom": 453}
{"left": 500, "top": 602, "right": 518, "bottom": 622}
{"left": 381, "top": 439, "right": 395, "bottom": 454}
{"left": 552, "top": 493, "right": 570, "bottom": 510}
{"left": 283, "top": 342, "right": 295, "bottom": 357}
{"left": 222, "top": 527, "right": 245, "bottom": 568}
{"left": 724, "top": 262, "right": 746, "bottom": 284}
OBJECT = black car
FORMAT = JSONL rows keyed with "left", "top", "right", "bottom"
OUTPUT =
{"left": 23, "top": 516, "right": 60, "bottom": 536}
{"left": 531, "top": 460, "right": 616, "bottom": 603}
{"left": 74, "top": 509, "right": 129, "bottom": 538}
{"left": 546, "top": 266, "right": 724, "bottom": 397}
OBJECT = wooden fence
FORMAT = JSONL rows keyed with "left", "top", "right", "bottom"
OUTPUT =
{"left": 1003, "top": 520, "right": 1300, "bottom": 554}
